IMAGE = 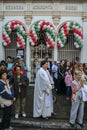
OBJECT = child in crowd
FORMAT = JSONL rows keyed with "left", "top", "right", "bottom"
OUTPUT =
{"left": 65, "top": 69, "right": 73, "bottom": 100}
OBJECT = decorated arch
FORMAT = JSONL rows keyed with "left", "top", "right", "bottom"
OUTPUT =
{"left": 29, "top": 20, "right": 55, "bottom": 48}
{"left": 2, "top": 20, "right": 27, "bottom": 48}
{"left": 57, "top": 21, "right": 83, "bottom": 48}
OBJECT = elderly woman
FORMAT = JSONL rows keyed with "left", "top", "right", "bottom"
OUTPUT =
{"left": 0, "top": 69, "right": 15, "bottom": 130}
{"left": 69, "top": 70, "right": 85, "bottom": 128}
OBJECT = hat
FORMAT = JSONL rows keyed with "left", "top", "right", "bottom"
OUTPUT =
{"left": 0, "top": 69, "right": 7, "bottom": 79}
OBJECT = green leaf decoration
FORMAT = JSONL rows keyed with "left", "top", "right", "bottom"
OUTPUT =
{"left": 46, "top": 28, "right": 55, "bottom": 41}
{"left": 69, "top": 22, "right": 74, "bottom": 28}
{"left": 5, "top": 25, "right": 11, "bottom": 36}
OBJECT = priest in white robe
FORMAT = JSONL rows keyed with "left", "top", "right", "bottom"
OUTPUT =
{"left": 33, "top": 60, "right": 54, "bottom": 118}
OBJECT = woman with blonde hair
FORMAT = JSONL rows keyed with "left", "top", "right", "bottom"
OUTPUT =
{"left": 74, "top": 63, "right": 86, "bottom": 81}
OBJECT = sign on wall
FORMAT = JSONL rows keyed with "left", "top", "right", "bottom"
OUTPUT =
{"left": 16, "top": 49, "right": 24, "bottom": 60}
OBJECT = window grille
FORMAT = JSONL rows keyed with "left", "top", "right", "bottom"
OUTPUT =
{"left": 5, "top": 30, "right": 17, "bottom": 59}
{"left": 58, "top": 30, "right": 81, "bottom": 61}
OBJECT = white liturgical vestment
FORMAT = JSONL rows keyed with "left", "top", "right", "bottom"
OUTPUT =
{"left": 33, "top": 67, "right": 54, "bottom": 118}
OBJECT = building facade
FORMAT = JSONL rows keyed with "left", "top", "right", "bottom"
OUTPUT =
{"left": 0, "top": 0, "right": 87, "bottom": 81}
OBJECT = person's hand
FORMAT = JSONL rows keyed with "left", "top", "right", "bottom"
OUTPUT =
{"left": 51, "top": 84, "right": 54, "bottom": 89}
{"left": 22, "top": 82, "right": 26, "bottom": 85}
{"left": 46, "top": 93, "right": 49, "bottom": 95}
{"left": 80, "top": 79, "right": 84, "bottom": 87}
{"left": 11, "top": 97, "right": 16, "bottom": 103}
{"left": 13, "top": 97, "right": 16, "bottom": 101}
{"left": 18, "top": 82, "right": 22, "bottom": 86}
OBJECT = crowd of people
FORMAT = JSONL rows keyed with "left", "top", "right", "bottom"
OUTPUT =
{"left": 0, "top": 56, "right": 29, "bottom": 130}
{"left": 34, "top": 58, "right": 87, "bottom": 128}
{"left": 0, "top": 56, "right": 87, "bottom": 129}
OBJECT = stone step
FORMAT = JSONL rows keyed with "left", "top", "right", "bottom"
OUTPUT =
{"left": 11, "top": 118, "right": 87, "bottom": 130}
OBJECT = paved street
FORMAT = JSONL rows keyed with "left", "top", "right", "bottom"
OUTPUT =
{"left": 21, "top": 86, "right": 87, "bottom": 120}
{"left": 0, "top": 86, "right": 87, "bottom": 130}
{"left": 25, "top": 86, "right": 87, "bottom": 120}
{"left": 9, "top": 128, "right": 69, "bottom": 130}
{"left": 15, "top": 127, "right": 52, "bottom": 130}
{"left": 0, "top": 85, "right": 87, "bottom": 120}
{"left": 10, "top": 128, "right": 60, "bottom": 130}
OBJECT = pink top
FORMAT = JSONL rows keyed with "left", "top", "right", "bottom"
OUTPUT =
{"left": 65, "top": 74, "right": 73, "bottom": 87}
